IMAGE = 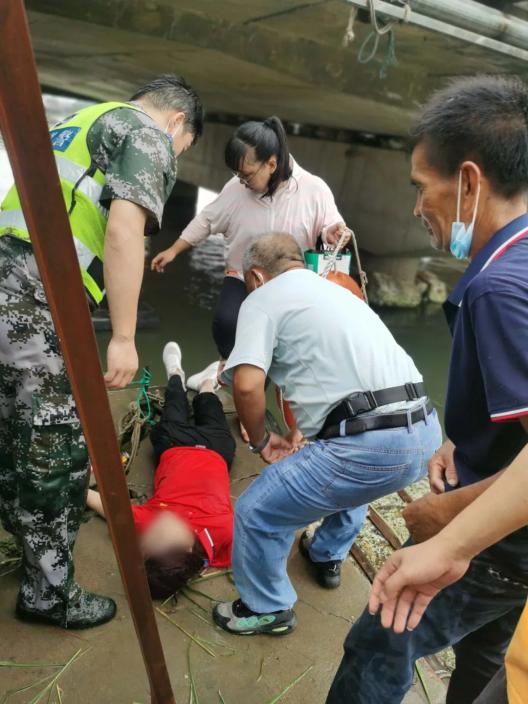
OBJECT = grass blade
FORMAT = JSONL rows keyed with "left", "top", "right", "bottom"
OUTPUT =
{"left": 0, "top": 674, "right": 54, "bottom": 704}
{"left": 181, "top": 592, "right": 209, "bottom": 614}
{"left": 189, "top": 569, "right": 232, "bottom": 584}
{"left": 264, "top": 665, "right": 314, "bottom": 704}
{"left": 0, "top": 662, "right": 62, "bottom": 669}
{"left": 187, "top": 643, "right": 200, "bottom": 704}
{"left": 218, "top": 691, "right": 227, "bottom": 704}
{"left": 155, "top": 608, "right": 216, "bottom": 657}
{"left": 28, "top": 648, "right": 87, "bottom": 704}
{"left": 184, "top": 585, "right": 218, "bottom": 602}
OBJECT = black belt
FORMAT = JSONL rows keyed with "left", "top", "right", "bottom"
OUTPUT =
{"left": 323, "top": 381, "right": 427, "bottom": 431}
{"left": 318, "top": 399, "right": 433, "bottom": 440}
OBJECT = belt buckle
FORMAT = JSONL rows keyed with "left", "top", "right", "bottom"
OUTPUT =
{"left": 346, "top": 391, "right": 376, "bottom": 417}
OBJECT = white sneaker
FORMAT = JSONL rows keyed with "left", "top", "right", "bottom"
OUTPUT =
{"left": 162, "top": 341, "right": 185, "bottom": 385}
{"left": 187, "top": 361, "right": 220, "bottom": 392}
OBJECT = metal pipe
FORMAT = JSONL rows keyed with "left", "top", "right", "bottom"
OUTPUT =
{"left": 346, "top": 0, "right": 528, "bottom": 62}
{"left": 408, "top": 0, "right": 528, "bottom": 51}
{"left": 0, "top": 2, "right": 175, "bottom": 703}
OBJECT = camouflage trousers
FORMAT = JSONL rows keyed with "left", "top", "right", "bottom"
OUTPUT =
{"left": 0, "top": 236, "right": 89, "bottom": 614}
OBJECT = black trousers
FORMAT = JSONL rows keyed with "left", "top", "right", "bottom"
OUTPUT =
{"left": 150, "top": 376, "right": 236, "bottom": 469}
{"left": 212, "top": 276, "right": 247, "bottom": 359}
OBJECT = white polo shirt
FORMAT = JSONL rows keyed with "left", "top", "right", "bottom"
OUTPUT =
{"left": 222, "top": 269, "right": 424, "bottom": 438}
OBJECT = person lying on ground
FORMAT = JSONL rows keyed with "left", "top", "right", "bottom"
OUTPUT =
{"left": 210, "top": 232, "right": 441, "bottom": 637}
{"left": 369, "top": 444, "right": 528, "bottom": 704}
{"left": 87, "top": 342, "right": 235, "bottom": 599}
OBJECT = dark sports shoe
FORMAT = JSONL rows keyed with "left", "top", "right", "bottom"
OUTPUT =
{"left": 299, "top": 530, "right": 342, "bottom": 589}
{"left": 16, "top": 584, "right": 117, "bottom": 630}
{"left": 213, "top": 599, "right": 297, "bottom": 636}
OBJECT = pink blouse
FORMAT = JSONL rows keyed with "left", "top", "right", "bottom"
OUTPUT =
{"left": 180, "top": 158, "right": 343, "bottom": 275}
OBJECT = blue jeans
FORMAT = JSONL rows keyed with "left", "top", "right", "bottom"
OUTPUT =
{"left": 326, "top": 558, "right": 527, "bottom": 704}
{"left": 232, "top": 409, "right": 442, "bottom": 613}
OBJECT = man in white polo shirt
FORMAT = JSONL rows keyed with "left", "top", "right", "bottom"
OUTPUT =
{"left": 212, "top": 233, "right": 442, "bottom": 636}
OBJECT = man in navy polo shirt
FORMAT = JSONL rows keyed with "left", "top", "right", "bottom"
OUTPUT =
{"left": 326, "top": 75, "right": 528, "bottom": 704}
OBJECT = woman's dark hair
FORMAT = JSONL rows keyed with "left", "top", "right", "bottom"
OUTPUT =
{"left": 224, "top": 116, "right": 292, "bottom": 198}
{"left": 145, "top": 538, "right": 206, "bottom": 600}
{"left": 130, "top": 74, "right": 204, "bottom": 144}
{"left": 411, "top": 75, "right": 528, "bottom": 198}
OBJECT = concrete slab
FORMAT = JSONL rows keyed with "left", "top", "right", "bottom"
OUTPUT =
{"left": 0, "top": 390, "right": 445, "bottom": 703}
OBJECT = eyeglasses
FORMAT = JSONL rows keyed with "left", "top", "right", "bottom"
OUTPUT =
{"left": 231, "top": 162, "right": 265, "bottom": 187}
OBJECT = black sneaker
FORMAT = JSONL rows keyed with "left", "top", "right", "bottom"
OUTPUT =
{"left": 213, "top": 599, "right": 297, "bottom": 636}
{"left": 299, "top": 530, "right": 342, "bottom": 589}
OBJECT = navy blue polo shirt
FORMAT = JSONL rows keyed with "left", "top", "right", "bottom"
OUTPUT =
{"left": 444, "top": 213, "right": 528, "bottom": 579}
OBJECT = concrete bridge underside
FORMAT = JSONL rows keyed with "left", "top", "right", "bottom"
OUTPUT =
{"left": 25, "top": 1, "right": 527, "bottom": 265}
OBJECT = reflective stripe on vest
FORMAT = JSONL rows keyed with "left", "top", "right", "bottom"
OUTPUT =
{"left": 0, "top": 208, "right": 105, "bottom": 296}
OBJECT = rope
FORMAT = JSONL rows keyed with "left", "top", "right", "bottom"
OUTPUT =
{"left": 342, "top": 6, "right": 358, "bottom": 47}
{"left": 357, "top": 0, "right": 411, "bottom": 78}
{"left": 320, "top": 227, "right": 369, "bottom": 305}
{"left": 127, "top": 367, "right": 154, "bottom": 424}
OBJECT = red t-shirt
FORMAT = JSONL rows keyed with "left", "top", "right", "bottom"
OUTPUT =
{"left": 131, "top": 447, "right": 233, "bottom": 568}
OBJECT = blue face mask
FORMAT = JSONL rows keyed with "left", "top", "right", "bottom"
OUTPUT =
{"left": 450, "top": 170, "right": 480, "bottom": 260}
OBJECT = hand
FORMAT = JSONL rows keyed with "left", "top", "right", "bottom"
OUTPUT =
{"left": 368, "top": 537, "right": 471, "bottom": 633}
{"left": 324, "top": 222, "right": 349, "bottom": 247}
{"left": 151, "top": 246, "right": 177, "bottom": 273}
{"left": 286, "top": 427, "right": 307, "bottom": 451}
{"left": 402, "top": 492, "right": 455, "bottom": 544}
{"left": 104, "top": 336, "right": 138, "bottom": 389}
{"left": 260, "top": 432, "right": 294, "bottom": 464}
{"left": 428, "top": 439, "right": 458, "bottom": 494}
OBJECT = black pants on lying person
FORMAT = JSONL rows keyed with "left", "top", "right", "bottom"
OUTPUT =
{"left": 150, "top": 375, "right": 236, "bottom": 469}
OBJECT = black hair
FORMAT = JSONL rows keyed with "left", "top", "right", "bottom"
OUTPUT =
{"left": 130, "top": 74, "right": 204, "bottom": 143}
{"left": 145, "top": 538, "right": 206, "bottom": 600}
{"left": 411, "top": 75, "right": 528, "bottom": 198}
{"left": 224, "top": 116, "right": 292, "bottom": 197}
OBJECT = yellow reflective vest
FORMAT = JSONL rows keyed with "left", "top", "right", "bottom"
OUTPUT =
{"left": 0, "top": 101, "right": 141, "bottom": 304}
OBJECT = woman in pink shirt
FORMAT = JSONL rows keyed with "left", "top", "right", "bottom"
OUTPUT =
{"left": 151, "top": 116, "right": 345, "bottom": 362}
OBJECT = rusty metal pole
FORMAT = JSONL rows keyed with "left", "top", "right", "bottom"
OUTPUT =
{"left": 0, "top": 3, "right": 175, "bottom": 702}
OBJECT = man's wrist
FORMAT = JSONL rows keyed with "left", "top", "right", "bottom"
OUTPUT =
{"left": 249, "top": 431, "right": 271, "bottom": 454}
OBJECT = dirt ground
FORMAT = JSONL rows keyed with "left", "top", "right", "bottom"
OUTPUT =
{"left": 0, "top": 390, "right": 446, "bottom": 704}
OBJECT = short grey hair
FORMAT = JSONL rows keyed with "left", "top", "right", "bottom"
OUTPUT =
{"left": 242, "top": 233, "right": 305, "bottom": 277}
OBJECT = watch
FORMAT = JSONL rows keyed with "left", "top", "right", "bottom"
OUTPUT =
{"left": 249, "top": 431, "right": 271, "bottom": 455}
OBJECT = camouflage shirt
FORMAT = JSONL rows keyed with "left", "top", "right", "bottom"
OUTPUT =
{"left": 86, "top": 103, "right": 177, "bottom": 233}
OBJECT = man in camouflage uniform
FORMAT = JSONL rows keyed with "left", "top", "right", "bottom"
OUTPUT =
{"left": 0, "top": 75, "right": 203, "bottom": 628}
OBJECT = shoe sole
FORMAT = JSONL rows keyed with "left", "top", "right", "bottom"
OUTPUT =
{"left": 213, "top": 610, "right": 297, "bottom": 637}
{"left": 15, "top": 605, "right": 117, "bottom": 630}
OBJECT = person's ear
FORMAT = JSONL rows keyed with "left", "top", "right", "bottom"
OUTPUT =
{"left": 267, "top": 155, "right": 278, "bottom": 174}
{"left": 167, "top": 111, "right": 186, "bottom": 136}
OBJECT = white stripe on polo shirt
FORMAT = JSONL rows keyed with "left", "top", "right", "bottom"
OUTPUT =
{"left": 480, "top": 226, "right": 528, "bottom": 423}
{"left": 455, "top": 226, "right": 528, "bottom": 308}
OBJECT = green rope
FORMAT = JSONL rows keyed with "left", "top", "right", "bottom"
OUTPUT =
{"left": 127, "top": 367, "right": 155, "bottom": 425}
{"left": 358, "top": 28, "right": 398, "bottom": 79}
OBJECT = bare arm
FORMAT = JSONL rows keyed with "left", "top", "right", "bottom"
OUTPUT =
{"left": 103, "top": 199, "right": 147, "bottom": 389}
{"left": 87, "top": 489, "right": 105, "bottom": 519}
{"left": 233, "top": 365, "right": 268, "bottom": 446}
